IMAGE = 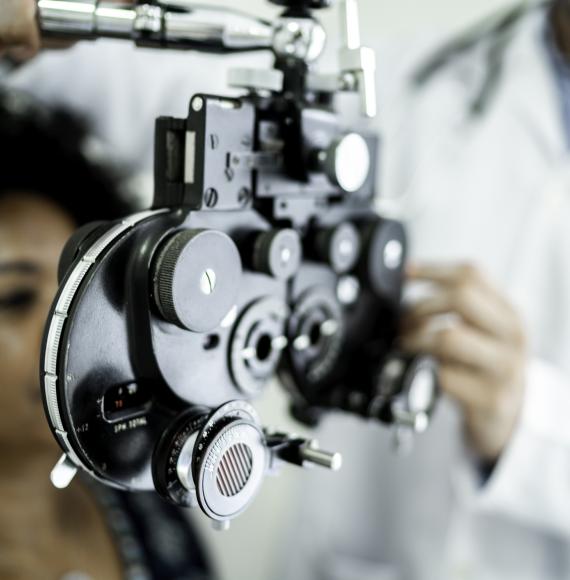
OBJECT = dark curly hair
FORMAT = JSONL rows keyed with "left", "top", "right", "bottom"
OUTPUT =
{"left": 0, "top": 90, "right": 134, "bottom": 224}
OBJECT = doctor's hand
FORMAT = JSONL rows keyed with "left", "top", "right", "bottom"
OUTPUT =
{"left": 399, "top": 263, "right": 527, "bottom": 462}
{"left": 0, "top": 0, "right": 40, "bottom": 61}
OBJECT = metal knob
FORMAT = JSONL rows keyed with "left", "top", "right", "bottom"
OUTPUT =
{"left": 376, "top": 353, "right": 439, "bottom": 433}
{"left": 322, "top": 133, "right": 371, "bottom": 193}
{"left": 314, "top": 222, "right": 361, "bottom": 273}
{"left": 192, "top": 402, "right": 267, "bottom": 523}
{"left": 299, "top": 440, "right": 342, "bottom": 471}
{"left": 153, "top": 229, "right": 242, "bottom": 333}
{"left": 50, "top": 454, "right": 78, "bottom": 489}
{"left": 252, "top": 229, "right": 303, "bottom": 280}
{"left": 265, "top": 431, "right": 343, "bottom": 472}
{"left": 359, "top": 219, "right": 407, "bottom": 301}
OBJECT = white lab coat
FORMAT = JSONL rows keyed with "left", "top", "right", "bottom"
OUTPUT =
{"left": 278, "top": 6, "right": 570, "bottom": 580}
{"left": 2, "top": 40, "right": 272, "bottom": 205}
{"left": 4, "top": 6, "right": 570, "bottom": 580}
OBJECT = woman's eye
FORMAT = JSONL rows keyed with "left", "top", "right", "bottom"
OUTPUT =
{"left": 0, "top": 289, "right": 39, "bottom": 312}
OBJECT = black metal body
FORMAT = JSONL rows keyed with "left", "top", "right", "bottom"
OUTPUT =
{"left": 40, "top": 0, "right": 439, "bottom": 520}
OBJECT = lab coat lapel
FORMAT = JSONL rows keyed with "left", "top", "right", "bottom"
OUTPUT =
{"left": 498, "top": 7, "right": 566, "bottom": 166}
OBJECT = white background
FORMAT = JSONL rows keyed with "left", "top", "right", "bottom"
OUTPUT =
{"left": 190, "top": 1, "right": 515, "bottom": 580}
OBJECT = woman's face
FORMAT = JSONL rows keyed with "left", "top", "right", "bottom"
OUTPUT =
{"left": 0, "top": 193, "right": 74, "bottom": 449}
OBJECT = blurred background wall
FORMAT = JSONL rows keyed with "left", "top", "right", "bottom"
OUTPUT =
{"left": 187, "top": 1, "right": 515, "bottom": 579}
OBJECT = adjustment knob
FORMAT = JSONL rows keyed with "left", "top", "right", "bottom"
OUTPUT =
{"left": 153, "top": 229, "right": 242, "bottom": 333}
{"left": 359, "top": 219, "right": 406, "bottom": 302}
{"left": 153, "top": 400, "right": 268, "bottom": 521}
{"left": 322, "top": 133, "right": 370, "bottom": 193}
{"left": 314, "top": 222, "right": 361, "bottom": 274}
{"left": 152, "top": 406, "right": 211, "bottom": 508}
{"left": 253, "top": 229, "right": 302, "bottom": 280}
{"left": 370, "top": 353, "right": 439, "bottom": 432}
{"left": 229, "top": 297, "right": 289, "bottom": 395}
{"left": 285, "top": 287, "right": 344, "bottom": 389}
{"left": 192, "top": 401, "right": 268, "bottom": 522}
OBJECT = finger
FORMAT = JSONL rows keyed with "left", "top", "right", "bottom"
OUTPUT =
{"left": 402, "top": 284, "right": 520, "bottom": 342}
{"left": 407, "top": 262, "right": 482, "bottom": 285}
{"left": 399, "top": 323, "right": 511, "bottom": 377}
{"left": 7, "top": 26, "right": 40, "bottom": 62}
{"left": 407, "top": 263, "right": 508, "bottom": 306}
{"left": 405, "top": 262, "right": 522, "bottom": 341}
{"left": 25, "top": 17, "right": 40, "bottom": 54}
{"left": 0, "top": 0, "right": 37, "bottom": 48}
{"left": 438, "top": 363, "right": 490, "bottom": 412}
{"left": 399, "top": 308, "right": 457, "bottom": 336}
{"left": 408, "top": 262, "right": 518, "bottom": 314}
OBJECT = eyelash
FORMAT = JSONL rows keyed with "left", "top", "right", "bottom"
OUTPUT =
{"left": 0, "top": 289, "right": 39, "bottom": 313}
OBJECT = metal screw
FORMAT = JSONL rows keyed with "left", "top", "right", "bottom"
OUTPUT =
{"left": 200, "top": 269, "right": 217, "bottom": 295}
{"left": 339, "top": 239, "right": 354, "bottom": 257}
{"left": 320, "top": 319, "right": 339, "bottom": 337}
{"left": 192, "top": 97, "right": 204, "bottom": 112}
{"left": 204, "top": 188, "right": 219, "bottom": 208}
{"left": 340, "top": 72, "right": 357, "bottom": 91}
{"left": 337, "top": 276, "right": 360, "bottom": 305}
{"left": 384, "top": 240, "right": 403, "bottom": 270}
{"left": 293, "top": 335, "right": 311, "bottom": 351}
{"left": 280, "top": 247, "right": 291, "bottom": 264}
{"left": 272, "top": 336, "right": 288, "bottom": 351}
{"left": 238, "top": 187, "right": 251, "bottom": 206}
{"left": 241, "top": 347, "right": 257, "bottom": 360}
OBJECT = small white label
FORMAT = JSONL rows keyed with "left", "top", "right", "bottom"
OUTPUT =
{"left": 185, "top": 131, "right": 196, "bottom": 184}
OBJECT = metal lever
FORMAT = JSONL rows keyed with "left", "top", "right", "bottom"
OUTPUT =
{"left": 37, "top": 0, "right": 274, "bottom": 52}
{"left": 265, "top": 431, "right": 343, "bottom": 472}
{"left": 339, "top": 0, "right": 377, "bottom": 118}
{"left": 50, "top": 454, "right": 78, "bottom": 489}
{"left": 298, "top": 440, "right": 343, "bottom": 470}
{"left": 304, "top": 0, "right": 377, "bottom": 117}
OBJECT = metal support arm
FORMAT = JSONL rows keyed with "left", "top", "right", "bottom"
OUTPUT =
{"left": 37, "top": 0, "right": 274, "bottom": 52}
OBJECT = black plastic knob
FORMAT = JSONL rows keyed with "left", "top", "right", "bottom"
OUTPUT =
{"left": 253, "top": 228, "right": 302, "bottom": 280}
{"left": 152, "top": 406, "right": 210, "bottom": 508}
{"left": 153, "top": 229, "right": 242, "bottom": 333}
{"left": 314, "top": 222, "right": 361, "bottom": 274}
{"left": 359, "top": 219, "right": 407, "bottom": 302}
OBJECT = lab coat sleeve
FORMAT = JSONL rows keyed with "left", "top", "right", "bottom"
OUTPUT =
{"left": 2, "top": 42, "right": 269, "bottom": 177}
{"left": 467, "top": 356, "right": 570, "bottom": 536}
